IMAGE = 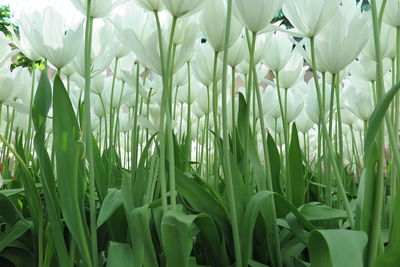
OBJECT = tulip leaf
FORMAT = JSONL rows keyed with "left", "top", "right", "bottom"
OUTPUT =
{"left": 129, "top": 205, "right": 158, "bottom": 267}
{"left": 106, "top": 242, "right": 133, "bottom": 267}
{"left": 365, "top": 80, "right": 400, "bottom": 156}
{"left": 0, "top": 220, "right": 32, "bottom": 253}
{"left": 373, "top": 187, "right": 400, "bottom": 266}
{"left": 175, "top": 169, "right": 229, "bottom": 230}
{"left": 161, "top": 210, "right": 197, "bottom": 267}
{"left": 309, "top": 229, "right": 367, "bottom": 267}
{"left": 267, "top": 133, "right": 283, "bottom": 195}
{"left": 289, "top": 123, "right": 305, "bottom": 207}
{"left": 298, "top": 202, "right": 347, "bottom": 221}
{"left": 53, "top": 74, "right": 92, "bottom": 266}
{"left": 0, "top": 193, "right": 21, "bottom": 226}
{"left": 241, "top": 190, "right": 316, "bottom": 266}
{"left": 33, "top": 71, "right": 70, "bottom": 266}
{"left": 97, "top": 189, "right": 123, "bottom": 228}
{"left": 92, "top": 135, "right": 108, "bottom": 202}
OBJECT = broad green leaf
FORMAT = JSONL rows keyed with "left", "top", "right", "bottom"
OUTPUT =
{"left": 299, "top": 202, "right": 347, "bottom": 221}
{"left": 237, "top": 93, "right": 266, "bottom": 190}
{"left": 373, "top": 187, "right": 400, "bottom": 266}
{"left": 175, "top": 170, "right": 229, "bottom": 230}
{"left": 193, "top": 213, "right": 228, "bottom": 267}
{"left": 53, "top": 74, "right": 91, "bottom": 266}
{"left": 130, "top": 205, "right": 158, "bottom": 267}
{"left": 289, "top": 124, "right": 305, "bottom": 207}
{"left": 267, "top": 134, "right": 283, "bottom": 195}
{"left": 97, "top": 189, "right": 123, "bottom": 228}
{"left": 309, "top": 229, "right": 367, "bottom": 267}
{"left": 92, "top": 135, "right": 107, "bottom": 202}
{"left": 0, "top": 193, "right": 21, "bottom": 226}
{"left": 161, "top": 210, "right": 196, "bottom": 267}
{"left": 106, "top": 242, "right": 133, "bottom": 267}
{"left": 241, "top": 191, "right": 316, "bottom": 266}
{"left": 0, "top": 220, "right": 32, "bottom": 253}
{"left": 365, "top": 81, "right": 400, "bottom": 156}
{"left": 32, "top": 71, "right": 70, "bottom": 267}
{"left": 133, "top": 134, "right": 156, "bottom": 207}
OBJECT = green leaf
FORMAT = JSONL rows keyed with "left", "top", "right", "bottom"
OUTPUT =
{"left": 365, "top": 81, "right": 400, "bottom": 156}
{"left": 97, "top": 189, "right": 123, "bottom": 228}
{"left": 241, "top": 191, "right": 316, "bottom": 266}
{"left": 161, "top": 210, "right": 196, "bottom": 267}
{"left": 373, "top": 187, "right": 400, "bottom": 266}
{"left": 92, "top": 135, "right": 108, "bottom": 202}
{"left": 0, "top": 193, "right": 21, "bottom": 226}
{"left": 289, "top": 124, "right": 305, "bottom": 207}
{"left": 175, "top": 170, "right": 229, "bottom": 230}
{"left": 53, "top": 74, "right": 91, "bottom": 266}
{"left": 267, "top": 133, "right": 283, "bottom": 195}
{"left": 133, "top": 134, "right": 156, "bottom": 207}
{"left": 0, "top": 220, "right": 32, "bottom": 253}
{"left": 309, "top": 229, "right": 367, "bottom": 267}
{"left": 129, "top": 205, "right": 158, "bottom": 267}
{"left": 32, "top": 71, "right": 70, "bottom": 267}
{"left": 299, "top": 202, "right": 347, "bottom": 221}
{"left": 106, "top": 242, "right": 133, "bottom": 267}
{"left": 237, "top": 93, "right": 266, "bottom": 190}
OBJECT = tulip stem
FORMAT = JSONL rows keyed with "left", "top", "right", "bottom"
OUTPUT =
{"left": 25, "top": 62, "right": 36, "bottom": 157}
{"left": 186, "top": 62, "right": 192, "bottom": 170}
{"left": 275, "top": 72, "right": 291, "bottom": 202}
{"left": 231, "top": 66, "right": 237, "bottom": 159}
{"left": 309, "top": 37, "right": 354, "bottom": 227}
{"left": 254, "top": 68, "right": 282, "bottom": 267}
{"left": 220, "top": 1, "right": 242, "bottom": 265}
{"left": 212, "top": 51, "right": 221, "bottom": 181}
{"left": 83, "top": 0, "right": 97, "bottom": 264}
{"left": 165, "top": 17, "right": 178, "bottom": 209}
{"left": 365, "top": 0, "right": 386, "bottom": 264}
{"left": 154, "top": 10, "right": 168, "bottom": 212}
{"left": 131, "top": 64, "right": 141, "bottom": 174}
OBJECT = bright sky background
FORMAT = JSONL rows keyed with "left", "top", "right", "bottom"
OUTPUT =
{"left": 0, "top": 0, "right": 80, "bottom": 22}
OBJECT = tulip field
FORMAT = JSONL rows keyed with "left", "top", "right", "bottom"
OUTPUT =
{"left": 1, "top": 0, "right": 400, "bottom": 266}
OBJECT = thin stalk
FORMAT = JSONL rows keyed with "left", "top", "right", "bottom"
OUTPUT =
{"left": 25, "top": 62, "right": 36, "bottom": 156}
{"left": 310, "top": 37, "right": 354, "bottom": 227}
{"left": 186, "top": 62, "right": 192, "bottom": 170}
{"left": 154, "top": 10, "right": 168, "bottom": 212}
{"left": 83, "top": 2, "right": 98, "bottom": 264}
{"left": 231, "top": 66, "right": 237, "bottom": 159}
{"left": 276, "top": 72, "right": 291, "bottom": 201}
{"left": 99, "top": 95, "right": 108, "bottom": 148}
{"left": 108, "top": 58, "right": 119, "bottom": 149}
{"left": 243, "top": 31, "right": 257, "bottom": 183}
{"left": 220, "top": 1, "right": 242, "bottom": 265}
{"left": 366, "top": 0, "right": 387, "bottom": 264}
{"left": 131, "top": 64, "right": 141, "bottom": 173}
{"left": 211, "top": 51, "right": 221, "bottom": 180}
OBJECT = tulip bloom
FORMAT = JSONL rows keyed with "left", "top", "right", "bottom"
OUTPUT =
{"left": 283, "top": 0, "right": 340, "bottom": 37}
{"left": 71, "top": 0, "right": 127, "bottom": 18}
{"left": 19, "top": 7, "right": 83, "bottom": 69}
{"left": 163, "top": 0, "right": 206, "bottom": 18}
{"left": 200, "top": 0, "right": 242, "bottom": 52}
{"left": 233, "top": 0, "right": 284, "bottom": 33}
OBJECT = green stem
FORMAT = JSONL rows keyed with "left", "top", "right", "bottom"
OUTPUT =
{"left": 366, "top": 0, "right": 386, "bottom": 264}
{"left": 220, "top": 1, "right": 242, "bottom": 265}
{"left": 154, "top": 10, "right": 168, "bottom": 212}
{"left": 275, "top": 72, "right": 291, "bottom": 202}
{"left": 310, "top": 36, "right": 354, "bottom": 227}
{"left": 212, "top": 51, "right": 221, "bottom": 179}
{"left": 186, "top": 62, "right": 192, "bottom": 170}
{"left": 83, "top": 2, "right": 97, "bottom": 264}
{"left": 231, "top": 66, "right": 237, "bottom": 159}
